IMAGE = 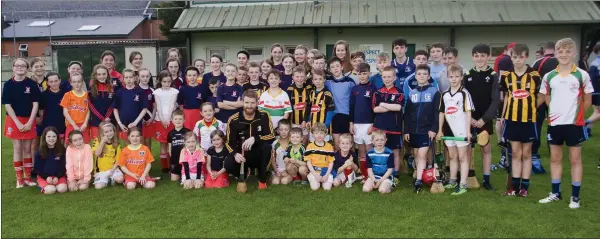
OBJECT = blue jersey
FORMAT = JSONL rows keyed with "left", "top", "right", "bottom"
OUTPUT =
{"left": 349, "top": 82, "right": 376, "bottom": 124}
{"left": 391, "top": 57, "right": 416, "bottom": 88}
{"left": 373, "top": 86, "right": 404, "bottom": 134}
{"left": 40, "top": 89, "right": 66, "bottom": 134}
{"left": 88, "top": 83, "right": 115, "bottom": 127}
{"left": 216, "top": 83, "right": 243, "bottom": 122}
{"left": 1, "top": 77, "right": 41, "bottom": 117}
{"left": 402, "top": 73, "right": 438, "bottom": 97}
{"left": 280, "top": 73, "right": 293, "bottom": 90}
{"left": 177, "top": 84, "right": 205, "bottom": 109}
{"left": 404, "top": 84, "right": 440, "bottom": 134}
{"left": 429, "top": 62, "right": 446, "bottom": 82}
{"left": 366, "top": 147, "right": 394, "bottom": 177}
{"left": 325, "top": 75, "right": 355, "bottom": 115}
{"left": 113, "top": 87, "right": 148, "bottom": 128}
{"left": 589, "top": 56, "right": 600, "bottom": 94}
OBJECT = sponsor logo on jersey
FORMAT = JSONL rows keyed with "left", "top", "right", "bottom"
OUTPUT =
{"left": 294, "top": 102, "right": 306, "bottom": 110}
{"left": 311, "top": 105, "right": 321, "bottom": 112}
{"left": 446, "top": 106, "right": 458, "bottom": 114}
{"left": 139, "top": 151, "right": 145, "bottom": 156}
{"left": 512, "top": 89, "right": 530, "bottom": 99}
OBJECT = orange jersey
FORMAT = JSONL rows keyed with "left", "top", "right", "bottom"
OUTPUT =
{"left": 60, "top": 91, "right": 89, "bottom": 125}
{"left": 117, "top": 144, "right": 154, "bottom": 177}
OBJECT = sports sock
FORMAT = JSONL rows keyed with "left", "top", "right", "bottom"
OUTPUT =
{"left": 448, "top": 178, "right": 457, "bottom": 185}
{"left": 551, "top": 178, "right": 561, "bottom": 195}
{"left": 359, "top": 160, "right": 368, "bottom": 178}
{"left": 13, "top": 161, "right": 23, "bottom": 182}
{"left": 572, "top": 182, "right": 581, "bottom": 199}
{"left": 483, "top": 174, "right": 490, "bottom": 184}
{"left": 521, "top": 178, "right": 530, "bottom": 191}
{"left": 468, "top": 169, "right": 475, "bottom": 177}
{"left": 23, "top": 158, "right": 33, "bottom": 179}
{"left": 511, "top": 177, "right": 520, "bottom": 191}
{"left": 160, "top": 153, "right": 169, "bottom": 170}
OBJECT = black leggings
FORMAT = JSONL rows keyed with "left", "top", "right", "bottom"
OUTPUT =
{"left": 224, "top": 143, "right": 272, "bottom": 183}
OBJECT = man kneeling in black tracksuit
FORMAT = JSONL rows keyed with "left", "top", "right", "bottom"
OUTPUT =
{"left": 224, "top": 90, "right": 275, "bottom": 190}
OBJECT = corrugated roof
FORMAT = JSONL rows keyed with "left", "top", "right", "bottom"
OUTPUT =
{"left": 2, "top": 16, "right": 145, "bottom": 38}
{"left": 1, "top": 1, "right": 150, "bottom": 21}
{"left": 51, "top": 39, "right": 157, "bottom": 46}
{"left": 173, "top": 0, "right": 600, "bottom": 31}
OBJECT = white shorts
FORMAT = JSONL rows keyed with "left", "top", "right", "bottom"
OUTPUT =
{"left": 309, "top": 132, "right": 332, "bottom": 143}
{"left": 292, "top": 124, "right": 309, "bottom": 136}
{"left": 444, "top": 140, "right": 470, "bottom": 148}
{"left": 353, "top": 123, "right": 372, "bottom": 144}
{"left": 334, "top": 173, "right": 347, "bottom": 183}
{"left": 93, "top": 169, "right": 123, "bottom": 185}
{"left": 181, "top": 173, "right": 203, "bottom": 181}
{"left": 307, "top": 173, "right": 333, "bottom": 184}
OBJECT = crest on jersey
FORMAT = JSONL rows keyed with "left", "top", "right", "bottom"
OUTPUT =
{"left": 108, "top": 93, "right": 113, "bottom": 99}
{"left": 139, "top": 151, "right": 145, "bottom": 156}
{"left": 467, "top": 77, "right": 473, "bottom": 82}
{"left": 391, "top": 95, "right": 396, "bottom": 101}
{"left": 232, "top": 91, "right": 237, "bottom": 97}
{"left": 197, "top": 93, "right": 202, "bottom": 99}
{"left": 513, "top": 89, "right": 530, "bottom": 99}
{"left": 7, "top": 127, "right": 13, "bottom": 133}
{"left": 24, "top": 87, "right": 30, "bottom": 94}
{"left": 405, "top": 67, "right": 411, "bottom": 72}
{"left": 485, "top": 76, "right": 490, "bottom": 82}
{"left": 365, "top": 90, "right": 370, "bottom": 97}
{"left": 134, "top": 95, "right": 140, "bottom": 101}
{"left": 112, "top": 80, "right": 118, "bottom": 86}
{"left": 424, "top": 93, "right": 432, "bottom": 101}
{"left": 257, "top": 126, "right": 261, "bottom": 131}
{"left": 147, "top": 94, "right": 152, "bottom": 101}
{"left": 84, "top": 99, "right": 88, "bottom": 104}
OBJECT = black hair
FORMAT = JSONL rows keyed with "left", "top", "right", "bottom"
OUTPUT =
{"left": 443, "top": 47, "right": 458, "bottom": 57}
{"left": 471, "top": 43, "right": 491, "bottom": 55}
{"left": 356, "top": 62, "right": 370, "bottom": 73}
{"left": 392, "top": 37, "right": 408, "bottom": 47}
{"left": 46, "top": 71, "right": 60, "bottom": 80}
{"left": 415, "top": 64, "right": 430, "bottom": 74}
{"left": 209, "top": 78, "right": 220, "bottom": 85}
{"left": 185, "top": 66, "right": 200, "bottom": 75}
{"left": 415, "top": 49, "right": 429, "bottom": 58}
{"left": 326, "top": 57, "right": 343, "bottom": 69}
{"left": 237, "top": 50, "right": 250, "bottom": 59}
{"left": 211, "top": 54, "right": 223, "bottom": 62}
{"left": 512, "top": 44, "right": 529, "bottom": 57}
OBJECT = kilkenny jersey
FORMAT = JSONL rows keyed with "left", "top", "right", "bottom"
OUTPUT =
{"left": 305, "top": 87, "right": 335, "bottom": 125}
{"left": 286, "top": 84, "right": 313, "bottom": 125}
{"left": 500, "top": 67, "right": 541, "bottom": 123}
{"left": 243, "top": 81, "right": 268, "bottom": 98}
{"left": 439, "top": 86, "right": 474, "bottom": 137}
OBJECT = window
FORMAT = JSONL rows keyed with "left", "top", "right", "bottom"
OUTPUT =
{"left": 27, "top": 20, "right": 55, "bottom": 27}
{"left": 242, "top": 46, "right": 263, "bottom": 61}
{"left": 490, "top": 43, "right": 508, "bottom": 58}
{"left": 77, "top": 25, "right": 101, "bottom": 31}
{"left": 285, "top": 46, "right": 296, "bottom": 55}
{"left": 207, "top": 47, "right": 227, "bottom": 62}
{"left": 18, "top": 44, "right": 28, "bottom": 51}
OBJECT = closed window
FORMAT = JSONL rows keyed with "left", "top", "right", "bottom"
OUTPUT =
{"left": 208, "top": 47, "right": 227, "bottom": 62}
{"left": 243, "top": 46, "right": 263, "bottom": 61}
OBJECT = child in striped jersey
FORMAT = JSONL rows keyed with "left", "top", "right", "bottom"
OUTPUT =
{"left": 243, "top": 62, "right": 268, "bottom": 98}
{"left": 363, "top": 130, "right": 394, "bottom": 194}
{"left": 304, "top": 122, "right": 335, "bottom": 191}
{"left": 283, "top": 127, "right": 308, "bottom": 183}
{"left": 271, "top": 120, "right": 293, "bottom": 185}
{"left": 305, "top": 69, "right": 335, "bottom": 142}
{"left": 258, "top": 69, "right": 292, "bottom": 128}
{"left": 286, "top": 66, "right": 312, "bottom": 144}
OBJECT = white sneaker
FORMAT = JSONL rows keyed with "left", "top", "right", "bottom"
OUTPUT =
{"left": 539, "top": 193, "right": 562, "bottom": 204}
{"left": 345, "top": 172, "right": 356, "bottom": 188}
{"left": 23, "top": 179, "right": 37, "bottom": 187}
{"left": 16, "top": 181, "right": 24, "bottom": 189}
{"left": 569, "top": 197, "right": 580, "bottom": 209}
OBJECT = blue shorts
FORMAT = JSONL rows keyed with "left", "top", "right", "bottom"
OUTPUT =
{"left": 313, "top": 166, "right": 337, "bottom": 177}
{"left": 408, "top": 134, "right": 431, "bottom": 148}
{"left": 385, "top": 133, "right": 403, "bottom": 149}
{"left": 503, "top": 121, "right": 537, "bottom": 143}
{"left": 547, "top": 125, "right": 588, "bottom": 147}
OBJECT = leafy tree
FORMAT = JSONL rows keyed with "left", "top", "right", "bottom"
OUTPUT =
{"left": 156, "top": 1, "right": 186, "bottom": 42}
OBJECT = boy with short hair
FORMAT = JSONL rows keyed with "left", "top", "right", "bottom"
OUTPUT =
{"left": 284, "top": 127, "right": 308, "bottom": 183}
{"left": 271, "top": 119, "right": 293, "bottom": 185}
{"left": 538, "top": 38, "right": 594, "bottom": 209}
{"left": 167, "top": 109, "right": 190, "bottom": 182}
{"left": 500, "top": 44, "right": 543, "bottom": 197}
{"left": 258, "top": 69, "right": 292, "bottom": 128}
{"left": 391, "top": 37, "right": 416, "bottom": 88}
{"left": 369, "top": 52, "right": 392, "bottom": 90}
{"left": 464, "top": 43, "right": 500, "bottom": 191}
{"left": 236, "top": 65, "right": 249, "bottom": 85}
{"left": 403, "top": 50, "right": 438, "bottom": 98}
{"left": 429, "top": 42, "right": 446, "bottom": 82}
{"left": 207, "top": 78, "right": 220, "bottom": 114}
{"left": 363, "top": 130, "right": 394, "bottom": 194}
{"left": 305, "top": 69, "right": 335, "bottom": 139}
{"left": 243, "top": 62, "right": 268, "bottom": 98}
{"left": 325, "top": 57, "right": 356, "bottom": 150}
{"left": 312, "top": 53, "right": 326, "bottom": 71}
{"left": 346, "top": 51, "right": 366, "bottom": 84}
{"left": 304, "top": 122, "right": 335, "bottom": 191}
{"left": 350, "top": 62, "right": 376, "bottom": 182}
{"left": 287, "top": 66, "right": 313, "bottom": 143}
{"left": 372, "top": 66, "right": 405, "bottom": 181}
{"left": 332, "top": 133, "right": 359, "bottom": 188}
{"left": 403, "top": 64, "right": 440, "bottom": 193}
{"left": 437, "top": 47, "right": 460, "bottom": 92}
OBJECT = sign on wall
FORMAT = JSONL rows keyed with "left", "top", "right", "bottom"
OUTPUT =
{"left": 359, "top": 44, "right": 384, "bottom": 73}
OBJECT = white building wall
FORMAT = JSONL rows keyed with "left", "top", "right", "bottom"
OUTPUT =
{"left": 125, "top": 46, "right": 158, "bottom": 76}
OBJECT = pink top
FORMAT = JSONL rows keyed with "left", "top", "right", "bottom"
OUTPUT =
{"left": 179, "top": 147, "right": 205, "bottom": 175}
{"left": 66, "top": 144, "right": 93, "bottom": 182}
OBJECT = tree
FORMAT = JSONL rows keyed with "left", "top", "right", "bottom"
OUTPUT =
{"left": 156, "top": 1, "right": 186, "bottom": 42}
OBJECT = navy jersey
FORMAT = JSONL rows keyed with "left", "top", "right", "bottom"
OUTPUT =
{"left": 113, "top": 87, "right": 148, "bottom": 128}
{"left": 216, "top": 83, "right": 243, "bottom": 122}
{"left": 172, "top": 77, "right": 185, "bottom": 90}
{"left": 207, "top": 95, "right": 218, "bottom": 109}
{"left": 202, "top": 72, "right": 227, "bottom": 96}
{"left": 1, "top": 77, "right": 41, "bottom": 117}
{"left": 274, "top": 64, "right": 285, "bottom": 72}
{"left": 391, "top": 57, "right": 416, "bottom": 88}
{"left": 177, "top": 84, "right": 205, "bottom": 109}
{"left": 404, "top": 84, "right": 440, "bottom": 134}
{"left": 280, "top": 73, "right": 293, "bottom": 90}
{"left": 168, "top": 127, "right": 190, "bottom": 164}
{"left": 40, "top": 89, "right": 66, "bottom": 134}
{"left": 349, "top": 82, "right": 376, "bottom": 124}
{"left": 333, "top": 151, "right": 357, "bottom": 171}
{"left": 59, "top": 80, "right": 72, "bottom": 91}
{"left": 372, "top": 86, "right": 404, "bottom": 134}
{"left": 88, "top": 83, "right": 115, "bottom": 127}
{"left": 140, "top": 87, "right": 154, "bottom": 122}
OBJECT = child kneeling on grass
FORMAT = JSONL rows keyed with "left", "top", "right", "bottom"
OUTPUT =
{"left": 363, "top": 130, "right": 394, "bottom": 194}
{"left": 271, "top": 120, "right": 293, "bottom": 185}
{"left": 205, "top": 130, "right": 229, "bottom": 188}
{"left": 180, "top": 132, "right": 205, "bottom": 189}
{"left": 66, "top": 130, "right": 93, "bottom": 192}
{"left": 118, "top": 127, "right": 155, "bottom": 190}
{"left": 283, "top": 127, "right": 308, "bottom": 184}
{"left": 332, "top": 133, "right": 359, "bottom": 188}
{"left": 35, "top": 127, "right": 68, "bottom": 194}
{"left": 304, "top": 122, "right": 335, "bottom": 191}
{"left": 91, "top": 122, "right": 124, "bottom": 189}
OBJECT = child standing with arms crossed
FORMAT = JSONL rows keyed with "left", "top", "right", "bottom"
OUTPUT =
{"left": 167, "top": 110, "right": 190, "bottom": 181}
{"left": 363, "top": 130, "right": 395, "bottom": 194}
{"left": 205, "top": 130, "right": 230, "bottom": 188}
{"left": 66, "top": 130, "right": 93, "bottom": 192}
{"left": 216, "top": 64, "right": 244, "bottom": 126}
{"left": 305, "top": 69, "right": 336, "bottom": 141}
{"left": 113, "top": 69, "right": 148, "bottom": 140}
{"left": 153, "top": 70, "right": 180, "bottom": 173}
{"left": 118, "top": 127, "right": 156, "bottom": 190}
{"left": 91, "top": 122, "right": 124, "bottom": 189}
{"left": 193, "top": 102, "right": 226, "bottom": 151}
{"left": 61, "top": 73, "right": 91, "bottom": 144}
{"left": 350, "top": 63, "right": 376, "bottom": 182}
{"left": 180, "top": 132, "right": 205, "bottom": 189}
{"left": 35, "top": 127, "right": 68, "bottom": 194}
{"left": 88, "top": 64, "right": 114, "bottom": 140}
{"left": 178, "top": 66, "right": 205, "bottom": 130}
{"left": 437, "top": 64, "right": 474, "bottom": 195}
{"left": 304, "top": 122, "right": 335, "bottom": 191}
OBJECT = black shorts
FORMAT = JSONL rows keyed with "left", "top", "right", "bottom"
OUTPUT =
{"left": 471, "top": 120, "right": 494, "bottom": 136}
{"left": 547, "top": 125, "right": 588, "bottom": 147}
{"left": 170, "top": 163, "right": 182, "bottom": 175}
{"left": 386, "top": 133, "right": 402, "bottom": 149}
{"left": 592, "top": 94, "right": 600, "bottom": 106}
{"left": 496, "top": 101, "right": 504, "bottom": 119}
{"left": 503, "top": 121, "right": 537, "bottom": 143}
{"left": 408, "top": 134, "right": 431, "bottom": 148}
{"left": 331, "top": 113, "right": 350, "bottom": 134}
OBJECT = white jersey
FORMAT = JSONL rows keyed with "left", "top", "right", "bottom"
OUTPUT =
{"left": 258, "top": 89, "right": 292, "bottom": 127}
{"left": 272, "top": 139, "right": 288, "bottom": 172}
{"left": 440, "top": 86, "right": 474, "bottom": 137}
{"left": 152, "top": 88, "right": 179, "bottom": 124}
{"left": 539, "top": 65, "right": 594, "bottom": 126}
{"left": 193, "top": 118, "right": 225, "bottom": 151}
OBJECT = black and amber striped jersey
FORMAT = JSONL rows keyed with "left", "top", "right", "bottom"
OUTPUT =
{"left": 286, "top": 84, "right": 313, "bottom": 125}
{"left": 305, "top": 87, "right": 335, "bottom": 125}
{"left": 243, "top": 81, "right": 268, "bottom": 98}
{"left": 500, "top": 66, "right": 541, "bottom": 122}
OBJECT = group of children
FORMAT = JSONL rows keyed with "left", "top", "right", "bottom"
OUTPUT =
{"left": 3, "top": 38, "right": 596, "bottom": 209}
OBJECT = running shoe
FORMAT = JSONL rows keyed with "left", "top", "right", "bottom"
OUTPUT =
{"left": 504, "top": 188, "right": 517, "bottom": 196}
{"left": 23, "top": 179, "right": 37, "bottom": 187}
{"left": 539, "top": 192, "right": 562, "bottom": 204}
{"left": 444, "top": 183, "right": 457, "bottom": 189}
{"left": 518, "top": 189, "right": 528, "bottom": 197}
{"left": 451, "top": 187, "right": 467, "bottom": 195}
{"left": 483, "top": 182, "right": 496, "bottom": 191}
{"left": 569, "top": 197, "right": 580, "bottom": 209}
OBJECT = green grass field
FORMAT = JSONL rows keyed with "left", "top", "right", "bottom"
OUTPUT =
{"left": 2, "top": 112, "right": 600, "bottom": 238}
